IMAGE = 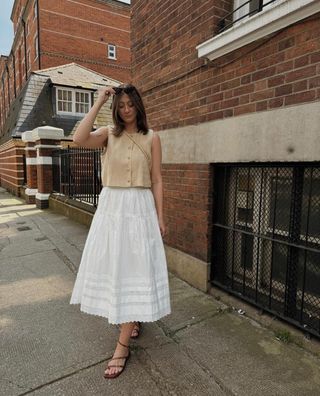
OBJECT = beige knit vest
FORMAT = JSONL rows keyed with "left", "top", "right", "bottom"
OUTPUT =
{"left": 100, "top": 126, "right": 154, "bottom": 188}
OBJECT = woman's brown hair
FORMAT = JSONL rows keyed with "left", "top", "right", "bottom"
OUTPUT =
{"left": 111, "top": 83, "right": 149, "bottom": 136}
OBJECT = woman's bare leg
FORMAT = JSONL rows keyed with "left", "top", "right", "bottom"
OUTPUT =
{"left": 105, "top": 322, "right": 135, "bottom": 376}
{"left": 119, "top": 321, "right": 140, "bottom": 337}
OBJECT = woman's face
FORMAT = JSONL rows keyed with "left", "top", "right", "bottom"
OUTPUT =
{"left": 118, "top": 93, "right": 137, "bottom": 124}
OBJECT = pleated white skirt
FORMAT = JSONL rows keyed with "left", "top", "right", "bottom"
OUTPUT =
{"left": 70, "top": 186, "right": 171, "bottom": 324}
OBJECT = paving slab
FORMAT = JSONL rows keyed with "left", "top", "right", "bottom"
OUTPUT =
{"left": 176, "top": 310, "right": 320, "bottom": 396}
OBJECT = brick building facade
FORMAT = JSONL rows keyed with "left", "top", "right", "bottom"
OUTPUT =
{"left": 0, "top": 0, "right": 131, "bottom": 136}
{"left": 131, "top": 0, "right": 320, "bottom": 335}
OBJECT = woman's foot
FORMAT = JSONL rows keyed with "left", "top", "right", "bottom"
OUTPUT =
{"left": 131, "top": 322, "right": 140, "bottom": 339}
{"left": 104, "top": 340, "right": 130, "bottom": 378}
{"left": 119, "top": 322, "right": 140, "bottom": 339}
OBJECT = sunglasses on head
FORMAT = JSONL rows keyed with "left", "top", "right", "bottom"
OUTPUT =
{"left": 110, "top": 86, "right": 136, "bottom": 108}
{"left": 112, "top": 86, "right": 135, "bottom": 95}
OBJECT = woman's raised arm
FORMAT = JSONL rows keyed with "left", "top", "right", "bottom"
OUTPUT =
{"left": 73, "top": 86, "right": 115, "bottom": 148}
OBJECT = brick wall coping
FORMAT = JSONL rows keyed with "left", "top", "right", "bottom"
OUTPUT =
{"left": 0, "top": 138, "right": 25, "bottom": 151}
{"left": 25, "top": 188, "right": 38, "bottom": 196}
{"left": 22, "top": 126, "right": 64, "bottom": 143}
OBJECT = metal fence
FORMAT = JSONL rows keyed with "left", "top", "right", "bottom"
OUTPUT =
{"left": 52, "top": 146, "right": 103, "bottom": 207}
{"left": 217, "top": 0, "right": 278, "bottom": 33}
{"left": 211, "top": 163, "right": 320, "bottom": 338}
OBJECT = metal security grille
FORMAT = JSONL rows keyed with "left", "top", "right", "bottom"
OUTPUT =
{"left": 211, "top": 163, "right": 320, "bottom": 338}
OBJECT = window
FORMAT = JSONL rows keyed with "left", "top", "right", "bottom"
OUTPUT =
{"left": 75, "top": 91, "right": 90, "bottom": 114}
{"left": 107, "top": 44, "right": 116, "bottom": 60}
{"left": 56, "top": 87, "right": 91, "bottom": 115}
{"left": 57, "top": 89, "right": 73, "bottom": 114}
{"left": 34, "top": 35, "right": 38, "bottom": 59}
{"left": 213, "top": 164, "right": 320, "bottom": 336}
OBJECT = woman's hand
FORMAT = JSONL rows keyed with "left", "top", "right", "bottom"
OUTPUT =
{"left": 96, "top": 86, "right": 116, "bottom": 106}
{"left": 158, "top": 217, "right": 166, "bottom": 238}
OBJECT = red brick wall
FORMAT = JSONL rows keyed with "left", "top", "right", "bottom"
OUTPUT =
{"left": 132, "top": 0, "right": 320, "bottom": 131}
{"left": 163, "top": 164, "right": 213, "bottom": 262}
{"left": 0, "top": 139, "right": 26, "bottom": 196}
{"left": 39, "top": 0, "right": 131, "bottom": 81}
{"left": 131, "top": 0, "right": 320, "bottom": 262}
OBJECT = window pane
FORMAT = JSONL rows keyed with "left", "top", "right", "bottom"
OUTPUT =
{"left": 301, "top": 171, "right": 320, "bottom": 240}
{"left": 269, "top": 176, "right": 291, "bottom": 231}
{"left": 108, "top": 44, "right": 116, "bottom": 58}
{"left": 58, "top": 90, "right": 62, "bottom": 100}
{"left": 76, "top": 103, "right": 80, "bottom": 113}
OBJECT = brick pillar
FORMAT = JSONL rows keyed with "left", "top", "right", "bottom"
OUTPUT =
{"left": 21, "top": 131, "right": 37, "bottom": 204}
{"left": 32, "top": 126, "right": 64, "bottom": 209}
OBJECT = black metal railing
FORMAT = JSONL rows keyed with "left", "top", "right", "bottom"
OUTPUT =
{"left": 211, "top": 163, "right": 320, "bottom": 338}
{"left": 218, "top": 0, "right": 278, "bottom": 33}
{"left": 52, "top": 146, "right": 103, "bottom": 207}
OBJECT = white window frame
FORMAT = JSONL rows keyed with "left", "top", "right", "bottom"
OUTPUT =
{"left": 56, "top": 87, "right": 92, "bottom": 116}
{"left": 107, "top": 44, "right": 117, "bottom": 60}
{"left": 196, "top": 0, "right": 320, "bottom": 61}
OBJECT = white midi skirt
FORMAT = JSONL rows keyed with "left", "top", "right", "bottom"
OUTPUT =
{"left": 69, "top": 186, "right": 171, "bottom": 324}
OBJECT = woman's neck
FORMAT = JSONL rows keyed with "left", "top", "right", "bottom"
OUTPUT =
{"left": 124, "top": 121, "right": 138, "bottom": 134}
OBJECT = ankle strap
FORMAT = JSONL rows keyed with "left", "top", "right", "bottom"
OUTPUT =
{"left": 117, "top": 340, "right": 129, "bottom": 349}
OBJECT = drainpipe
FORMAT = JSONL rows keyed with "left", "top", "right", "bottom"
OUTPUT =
{"left": 6, "top": 65, "right": 11, "bottom": 105}
{"left": 2, "top": 77, "right": 6, "bottom": 117}
{"left": 12, "top": 50, "right": 17, "bottom": 98}
{"left": 36, "top": 0, "right": 41, "bottom": 69}
{"left": 22, "top": 19, "right": 28, "bottom": 80}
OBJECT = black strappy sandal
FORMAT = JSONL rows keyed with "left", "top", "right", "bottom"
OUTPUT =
{"left": 104, "top": 340, "right": 131, "bottom": 379}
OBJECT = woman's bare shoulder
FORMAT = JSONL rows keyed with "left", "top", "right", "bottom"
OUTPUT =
{"left": 107, "top": 125, "right": 115, "bottom": 135}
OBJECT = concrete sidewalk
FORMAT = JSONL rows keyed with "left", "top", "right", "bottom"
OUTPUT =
{"left": 1, "top": 187, "right": 320, "bottom": 396}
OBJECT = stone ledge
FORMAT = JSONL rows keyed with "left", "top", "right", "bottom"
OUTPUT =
{"left": 49, "top": 194, "right": 96, "bottom": 227}
{"left": 164, "top": 245, "right": 210, "bottom": 292}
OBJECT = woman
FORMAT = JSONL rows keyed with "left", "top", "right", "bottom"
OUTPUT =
{"left": 69, "top": 84, "right": 171, "bottom": 379}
